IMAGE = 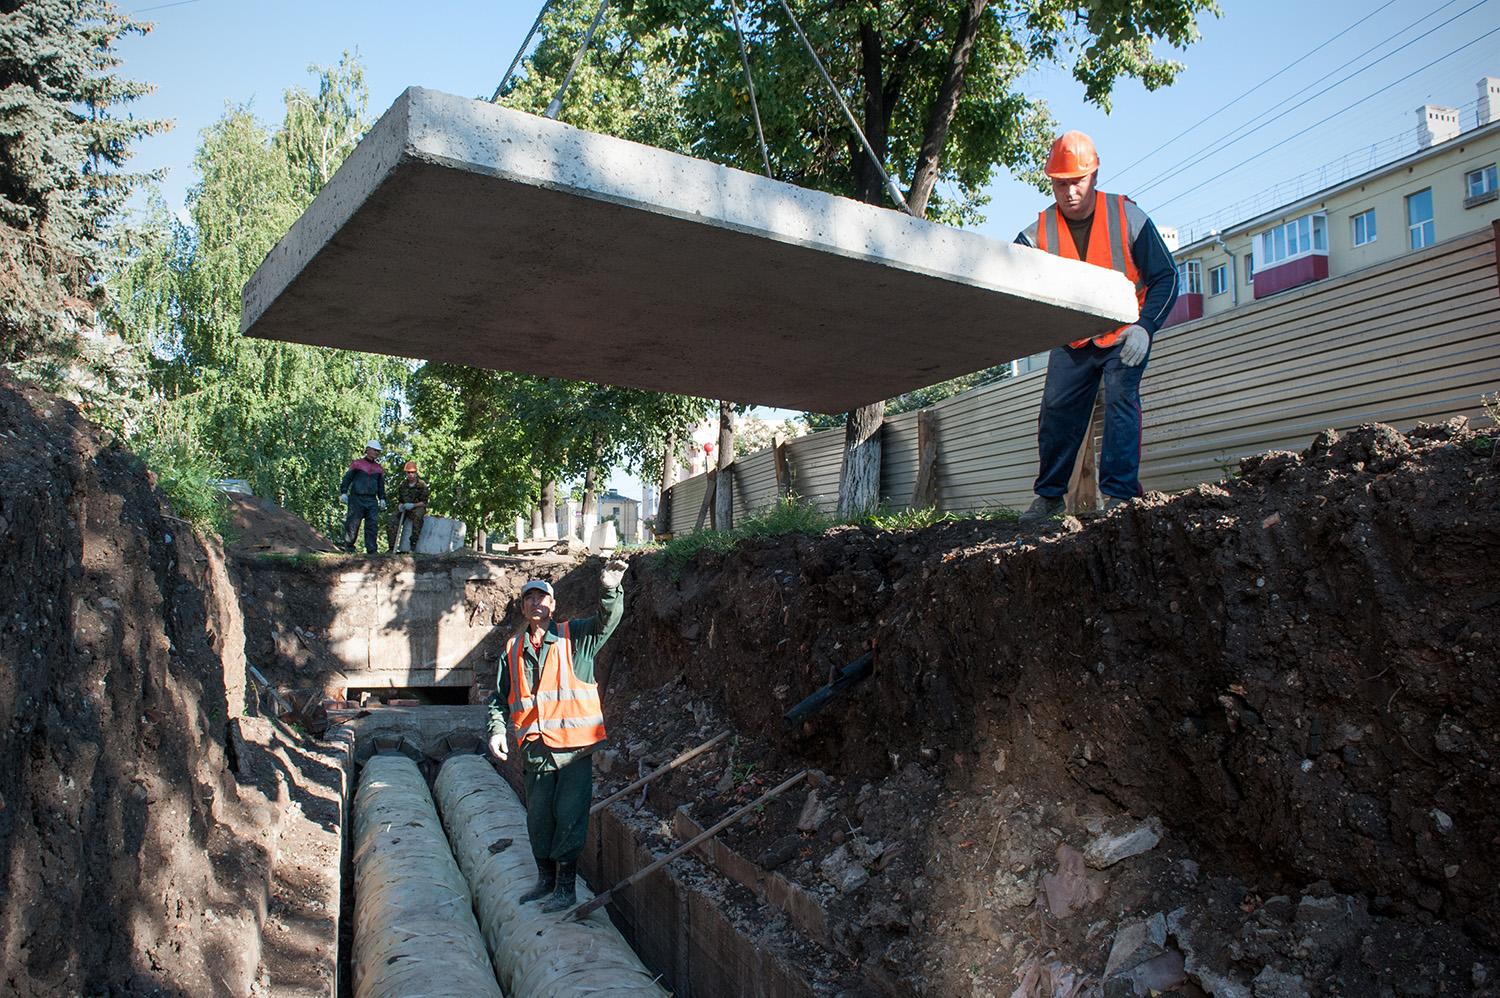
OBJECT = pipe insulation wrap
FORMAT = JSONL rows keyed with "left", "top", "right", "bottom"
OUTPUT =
{"left": 434, "top": 754, "right": 668, "bottom": 996}
{"left": 352, "top": 754, "right": 504, "bottom": 998}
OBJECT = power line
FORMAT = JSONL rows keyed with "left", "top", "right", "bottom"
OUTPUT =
{"left": 1150, "top": 27, "right": 1500, "bottom": 216}
{"left": 1112, "top": 0, "right": 1404, "bottom": 184}
{"left": 128, "top": 0, "right": 205, "bottom": 12}
{"left": 1133, "top": 0, "right": 1491, "bottom": 200}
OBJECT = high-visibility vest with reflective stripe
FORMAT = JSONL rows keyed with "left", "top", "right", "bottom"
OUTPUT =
{"left": 1035, "top": 191, "right": 1147, "bottom": 349}
{"left": 506, "top": 621, "right": 608, "bottom": 750}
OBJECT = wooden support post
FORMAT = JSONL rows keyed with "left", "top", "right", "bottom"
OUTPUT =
{"left": 910, "top": 409, "right": 940, "bottom": 509}
{"left": 1066, "top": 391, "right": 1103, "bottom": 515}
{"left": 567, "top": 770, "right": 809, "bottom": 921}
{"left": 656, "top": 485, "right": 673, "bottom": 539}
{"left": 772, "top": 432, "right": 792, "bottom": 497}
{"left": 714, "top": 400, "right": 735, "bottom": 531}
{"left": 694, "top": 470, "right": 717, "bottom": 533}
{"left": 590, "top": 730, "right": 730, "bottom": 815}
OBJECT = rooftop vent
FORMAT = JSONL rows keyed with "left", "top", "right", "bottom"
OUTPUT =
{"left": 1417, "top": 104, "right": 1461, "bottom": 148}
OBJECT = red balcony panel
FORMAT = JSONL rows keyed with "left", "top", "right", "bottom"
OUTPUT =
{"left": 1161, "top": 292, "right": 1203, "bottom": 328}
{"left": 1252, "top": 254, "right": 1328, "bottom": 299}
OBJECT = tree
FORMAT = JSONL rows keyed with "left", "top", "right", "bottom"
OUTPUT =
{"left": 1, "top": 0, "right": 166, "bottom": 405}
{"left": 112, "top": 54, "right": 411, "bottom": 527}
{"left": 527, "top": 0, "right": 1217, "bottom": 512}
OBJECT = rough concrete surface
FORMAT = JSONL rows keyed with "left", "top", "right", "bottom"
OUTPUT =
{"left": 241, "top": 87, "right": 1138, "bottom": 413}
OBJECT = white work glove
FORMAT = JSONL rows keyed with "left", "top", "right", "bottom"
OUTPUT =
{"left": 488, "top": 730, "right": 508, "bottom": 761}
{"left": 377, "top": 498, "right": 387, "bottom": 510}
{"left": 1118, "top": 324, "right": 1150, "bottom": 367}
{"left": 338, "top": 494, "right": 348, "bottom": 506}
{"left": 600, "top": 557, "right": 627, "bottom": 590}
{"left": 400, "top": 502, "right": 414, "bottom": 512}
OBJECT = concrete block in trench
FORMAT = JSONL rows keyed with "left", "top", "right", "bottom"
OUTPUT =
{"left": 241, "top": 87, "right": 1138, "bottom": 414}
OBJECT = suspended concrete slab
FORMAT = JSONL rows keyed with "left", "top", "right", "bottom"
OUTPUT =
{"left": 240, "top": 87, "right": 1139, "bottom": 414}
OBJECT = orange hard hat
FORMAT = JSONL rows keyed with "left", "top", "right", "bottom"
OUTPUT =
{"left": 403, "top": 461, "right": 417, "bottom": 472}
{"left": 1045, "top": 131, "right": 1100, "bottom": 180}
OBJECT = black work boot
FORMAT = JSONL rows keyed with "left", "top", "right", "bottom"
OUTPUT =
{"left": 539, "top": 861, "right": 578, "bottom": 913}
{"left": 518, "top": 858, "right": 557, "bottom": 903}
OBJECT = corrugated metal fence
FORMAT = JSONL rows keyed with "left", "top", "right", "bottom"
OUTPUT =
{"left": 669, "top": 225, "right": 1500, "bottom": 534}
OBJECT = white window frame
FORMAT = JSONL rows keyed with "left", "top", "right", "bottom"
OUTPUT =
{"left": 1208, "top": 263, "right": 1229, "bottom": 296}
{"left": 1407, "top": 188, "right": 1435, "bottom": 250}
{"left": 1351, "top": 208, "right": 1377, "bottom": 247}
{"left": 1467, "top": 164, "right": 1497, "bottom": 197}
{"left": 1177, "top": 259, "right": 1203, "bottom": 295}
{"left": 1253, "top": 212, "right": 1328, "bottom": 271}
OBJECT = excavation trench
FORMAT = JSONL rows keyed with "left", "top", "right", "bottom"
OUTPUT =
{"left": 333, "top": 707, "right": 824, "bottom": 998}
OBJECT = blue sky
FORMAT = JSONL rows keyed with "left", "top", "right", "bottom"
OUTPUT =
{"left": 114, "top": 0, "right": 1499, "bottom": 495}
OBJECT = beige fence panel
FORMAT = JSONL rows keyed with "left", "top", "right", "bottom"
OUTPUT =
{"left": 662, "top": 227, "right": 1499, "bottom": 534}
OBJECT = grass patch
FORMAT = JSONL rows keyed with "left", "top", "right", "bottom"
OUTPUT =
{"left": 134, "top": 433, "right": 228, "bottom": 535}
{"left": 655, "top": 495, "right": 1020, "bottom": 576}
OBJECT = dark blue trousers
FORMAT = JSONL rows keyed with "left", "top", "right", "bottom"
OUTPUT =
{"left": 1033, "top": 341, "right": 1149, "bottom": 501}
{"left": 343, "top": 497, "right": 379, "bottom": 554}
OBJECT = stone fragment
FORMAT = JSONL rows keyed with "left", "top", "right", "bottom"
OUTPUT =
{"left": 1042, "top": 844, "right": 1104, "bottom": 917}
{"left": 819, "top": 844, "right": 869, "bottom": 893}
{"left": 1104, "top": 917, "right": 1165, "bottom": 978}
{"left": 797, "top": 789, "right": 830, "bottom": 833}
{"left": 1084, "top": 817, "right": 1163, "bottom": 869}
{"left": 1251, "top": 966, "right": 1311, "bottom": 998}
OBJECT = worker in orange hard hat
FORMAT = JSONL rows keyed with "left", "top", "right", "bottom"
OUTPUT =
{"left": 387, "top": 459, "right": 431, "bottom": 553}
{"left": 1015, "top": 131, "right": 1179, "bottom": 526}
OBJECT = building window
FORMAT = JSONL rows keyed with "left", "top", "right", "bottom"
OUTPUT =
{"left": 1245, "top": 256, "right": 1254, "bottom": 285}
{"left": 1465, "top": 164, "right": 1498, "bottom": 207}
{"left": 1209, "top": 264, "right": 1229, "bottom": 296}
{"left": 1255, "top": 212, "right": 1327, "bottom": 269}
{"left": 1351, "top": 208, "right": 1376, "bottom": 246}
{"left": 1177, "top": 259, "right": 1202, "bottom": 294}
{"left": 1406, "top": 188, "right": 1435, "bottom": 249}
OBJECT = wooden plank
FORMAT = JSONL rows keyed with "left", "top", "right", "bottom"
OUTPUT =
{"left": 910, "top": 410, "right": 941, "bottom": 508}
{"left": 694, "top": 469, "right": 717, "bottom": 532}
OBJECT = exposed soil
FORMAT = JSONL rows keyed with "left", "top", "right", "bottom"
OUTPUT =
{"left": 225, "top": 495, "right": 337, "bottom": 557}
{"left": 594, "top": 418, "right": 1500, "bottom": 996}
{"left": 0, "top": 373, "right": 343, "bottom": 997}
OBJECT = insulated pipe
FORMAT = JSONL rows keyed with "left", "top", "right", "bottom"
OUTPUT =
{"left": 352, "top": 755, "right": 503, "bottom": 998}
{"left": 434, "top": 754, "right": 668, "bottom": 996}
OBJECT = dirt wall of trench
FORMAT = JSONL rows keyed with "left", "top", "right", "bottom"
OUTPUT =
{"left": 602, "top": 420, "right": 1500, "bottom": 970}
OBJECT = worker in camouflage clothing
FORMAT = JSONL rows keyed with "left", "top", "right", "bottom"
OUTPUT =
{"left": 387, "top": 460, "right": 430, "bottom": 553}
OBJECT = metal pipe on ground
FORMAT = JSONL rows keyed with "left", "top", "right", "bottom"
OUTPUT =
{"left": 352, "top": 755, "right": 503, "bottom": 998}
{"left": 433, "top": 754, "right": 667, "bottom": 996}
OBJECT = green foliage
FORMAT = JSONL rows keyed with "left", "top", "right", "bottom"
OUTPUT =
{"left": 1, "top": 0, "right": 167, "bottom": 404}
{"left": 110, "top": 54, "right": 411, "bottom": 530}
{"left": 133, "top": 428, "right": 227, "bottom": 534}
{"left": 1483, "top": 391, "right": 1499, "bottom": 426}
{"left": 802, "top": 363, "right": 1013, "bottom": 430}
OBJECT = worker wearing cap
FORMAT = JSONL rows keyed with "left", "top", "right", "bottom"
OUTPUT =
{"left": 486, "top": 558, "right": 628, "bottom": 913}
{"left": 1015, "top": 132, "right": 1179, "bottom": 524}
{"left": 338, "top": 441, "right": 386, "bottom": 554}
{"left": 387, "top": 460, "right": 430, "bottom": 553}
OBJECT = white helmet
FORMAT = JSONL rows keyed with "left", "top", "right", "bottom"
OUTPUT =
{"left": 365, "top": 440, "right": 382, "bottom": 453}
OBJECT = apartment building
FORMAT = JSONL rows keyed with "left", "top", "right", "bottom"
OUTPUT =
{"left": 1164, "top": 76, "right": 1500, "bottom": 327}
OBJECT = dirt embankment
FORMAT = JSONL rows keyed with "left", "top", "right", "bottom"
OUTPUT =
{"left": 0, "top": 373, "right": 274, "bottom": 997}
{"left": 600, "top": 419, "right": 1500, "bottom": 995}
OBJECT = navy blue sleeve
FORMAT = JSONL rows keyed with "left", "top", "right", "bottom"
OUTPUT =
{"left": 1130, "top": 219, "right": 1179, "bottom": 335}
{"left": 339, "top": 466, "right": 354, "bottom": 496}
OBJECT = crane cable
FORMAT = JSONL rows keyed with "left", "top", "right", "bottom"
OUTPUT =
{"left": 728, "top": 0, "right": 773, "bottom": 177}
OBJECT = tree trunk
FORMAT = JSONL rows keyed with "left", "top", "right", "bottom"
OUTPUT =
{"left": 540, "top": 480, "right": 558, "bottom": 539}
{"left": 713, "top": 400, "right": 735, "bottom": 530}
{"left": 906, "top": 0, "right": 990, "bottom": 217}
{"left": 837, "top": 401, "right": 884, "bottom": 516}
{"left": 660, "top": 431, "right": 678, "bottom": 495}
{"left": 530, "top": 504, "right": 543, "bottom": 540}
{"left": 581, "top": 431, "right": 602, "bottom": 525}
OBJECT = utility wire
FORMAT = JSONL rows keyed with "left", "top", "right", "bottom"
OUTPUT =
{"left": 1149, "top": 25, "right": 1500, "bottom": 215}
{"left": 772, "top": 0, "right": 914, "bottom": 214}
{"left": 545, "top": 0, "right": 611, "bottom": 119}
{"left": 492, "top": 0, "right": 558, "bottom": 102}
{"left": 1111, "top": 0, "right": 1404, "bottom": 184}
{"left": 1134, "top": 0, "right": 1491, "bottom": 199}
{"left": 729, "top": 0, "right": 773, "bottom": 177}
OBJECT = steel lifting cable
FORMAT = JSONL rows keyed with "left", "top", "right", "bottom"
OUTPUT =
{"left": 492, "top": 0, "right": 557, "bottom": 102}
{"left": 727, "top": 0, "right": 773, "bottom": 177}
{"left": 546, "top": 0, "right": 612, "bottom": 119}
{"left": 772, "top": 0, "right": 913, "bottom": 215}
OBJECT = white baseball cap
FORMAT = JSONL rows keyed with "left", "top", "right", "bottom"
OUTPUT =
{"left": 365, "top": 440, "right": 382, "bottom": 452}
{"left": 520, "top": 580, "right": 554, "bottom": 598}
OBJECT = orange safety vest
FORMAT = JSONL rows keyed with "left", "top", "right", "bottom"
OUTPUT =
{"left": 1034, "top": 191, "right": 1148, "bottom": 349}
{"left": 506, "top": 621, "right": 608, "bottom": 750}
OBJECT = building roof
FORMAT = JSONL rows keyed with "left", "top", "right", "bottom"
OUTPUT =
{"left": 599, "top": 489, "right": 639, "bottom": 505}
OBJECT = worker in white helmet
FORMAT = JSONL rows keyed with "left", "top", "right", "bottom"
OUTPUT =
{"left": 337, "top": 440, "right": 386, "bottom": 554}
